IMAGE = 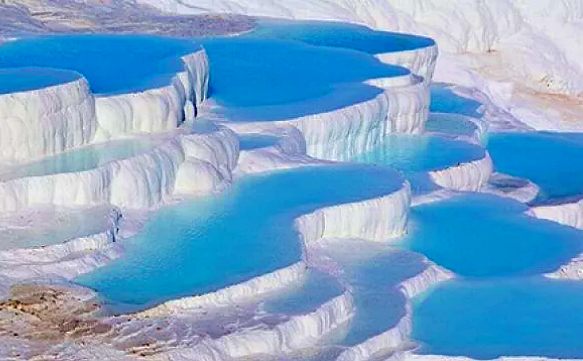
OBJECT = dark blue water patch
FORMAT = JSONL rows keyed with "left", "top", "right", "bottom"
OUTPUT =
{"left": 200, "top": 36, "right": 407, "bottom": 121}
{"left": 239, "top": 134, "right": 280, "bottom": 150}
{"left": 76, "top": 164, "right": 404, "bottom": 313}
{"left": 0, "top": 67, "right": 82, "bottom": 94}
{"left": 430, "top": 83, "right": 483, "bottom": 118}
{"left": 413, "top": 277, "right": 583, "bottom": 359}
{"left": 403, "top": 193, "right": 583, "bottom": 277}
{"left": 488, "top": 131, "right": 583, "bottom": 204}
{"left": 248, "top": 19, "right": 435, "bottom": 54}
{"left": 0, "top": 34, "right": 199, "bottom": 95}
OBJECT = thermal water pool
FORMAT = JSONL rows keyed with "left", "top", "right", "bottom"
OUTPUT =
{"left": 402, "top": 193, "right": 582, "bottom": 277}
{"left": 247, "top": 19, "right": 435, "bottom": 55}
{"left": 488, "top": 131, "right": 583, "bottom": 204}
{"left": 0, "top": 137, "right": 159, "bottom": 181}
{"left": 426, "top": 113, "right": 484, "bottom": 141}
{"left": 77, "top": 165, "right": 404, "bottom": 313}
{"left": 350, "top": 134, "right": 486, "bottom": 192}
{"left": 238, "top": 134, "right": 280, "bottom": 150}
{"left": 413, "top": 277, "right": 583, "bottom": 359}
{"left": 0, "top": 35, "right": 199, "bottom": 95}
{"left": 312, "top": 240, "right": 430, "bottom": 358}
{"left": 430, "top": 83, "right": 483, "bottom": 118}
{"left": 0, "top": 67, "right": 81, "bottom": 94}
{"left": 201, "top": 36, "right": 407, "bottom": 121}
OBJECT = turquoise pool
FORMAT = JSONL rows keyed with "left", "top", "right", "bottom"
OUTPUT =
{"left": 77, "top": 165, "right": 404, "bottom": 313}
{"left": 414, "top": 277, "right": 583, "bottom": 359}
{"left": 488, "top": 131, "right": 583, "bottom": 204}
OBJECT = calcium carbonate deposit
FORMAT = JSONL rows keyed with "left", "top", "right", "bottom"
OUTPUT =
{"left": 1, "top": 2, "right": 583, "bottom": 361}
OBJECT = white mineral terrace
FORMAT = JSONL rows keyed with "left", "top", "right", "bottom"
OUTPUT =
{"left": 0, "top": 9, "right": 582, "bottom": 361}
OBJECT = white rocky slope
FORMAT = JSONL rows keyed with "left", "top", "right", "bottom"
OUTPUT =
{"left": 136, "top": 0, "right": 583, "bottom": 131}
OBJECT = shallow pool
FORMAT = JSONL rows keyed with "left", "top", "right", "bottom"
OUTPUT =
{"left": 201, "top": 35, "right": 406, "bottom": 121}
{"left": 488, "top": 131, "right": 583, "bottom": 204}
{"left": 0, "top": 35, "right": 198, "bottom": 95}
{"left": 316, "top": 240, "right": 427, "bottom": 349}
{"left": 0, "top": 67, "right": 81, "bottom": 94}
{"left": 403, "top": 193, "right": 582, "bottom": 277}
{"left": 248, "top": 19, "right": 435, "bottom": 55}
{"left": 430, "top": 83, "right": 482, "bottom": 118}
{"left": 413, "top": 277, "right": 583, "bottom": 359}
{"left": 352, "top": 134, "right": 485, "bottom": 174}
{"left": 0, "top": 138, "right": 158, "bottom": 181}
{"left": 76, "top": 165, "right": 403, "bottom": 313}
{"left": 238, "top": 134, "right": 280, "bottom": 150}
{"left": 426, "top": 113, "right": 482, "bottom": 140}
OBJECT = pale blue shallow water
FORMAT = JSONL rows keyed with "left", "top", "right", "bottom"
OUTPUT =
{"left": 352, "top": 134, "right": 485, "bottom": 174}
{"left": 264, "top": 270, "right": 344, "bottom": 315}
{"left": 403, "top": 193, "right": 582, "bottom": 277}
{"left": 0, "top": 35, "right": 198, "bottom": 95}
{"left": 316, "top": 241, "right": 427, "bottom": 349}
{"left": 426, "top": 113, "right": 481, "bottom": 139}
{"left": 77, "top": 165, "right": 403, "bottom": 313}
{"left": 238, "top": 134, "right": 279, "bottom": 150}
{"left": 413, "top": 277, "right": 583, "bottom": 359}
{"left": 0, "top": 138, "right": 156, "bottom": 181}
{"left": 488, "top": 131, "right": 583, "bottom": 204}
{"left": 0, "top": 67, "right": 81, "bottom": 94}
{"left": 351, "top": 134, "right": 485, "bottom": 193}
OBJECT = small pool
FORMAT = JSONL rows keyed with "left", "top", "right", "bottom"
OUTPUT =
{"left": 0, "top": 138, "right": 158, "bottom": 181}
{"left": 0, "top": 67, "right": 81, "bottom": 94}
{"left": 76, "top": 165, "right": 404, "bottom": 313}
{"left": 488, "top": 131, "right": 583, "bottom": 204}
{"left": 0, "top": 35, "right": 199, "bottom": 95}
{"left": 0, "top": 205, "right": 115, "bottom": 251}
{"left": 315, "top": 240, "right": 428, "bottom": 349}
{"left": 403, "top": 193, "right": 582, "bottom": 277}
{"left": 426, "top": 113, "right": 482, "bottom": 140}
{"left": 430, "top": 83, "right": 483, "bottom": 118}
{"left": 239, "top": 134, "right": 280, "bottom": 150}
{"left": 351, "top": 134, "right": 485, "bottom": 174}
{"left": 413, "top": 277, "right": 583, "bottom": 359}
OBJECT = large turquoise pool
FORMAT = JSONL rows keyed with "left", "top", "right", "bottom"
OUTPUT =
{"left": 77, "top": 165, "right": 404, "bottom": 313}
{"left": 0, "top": 35, "right": 198, "bottom": 95}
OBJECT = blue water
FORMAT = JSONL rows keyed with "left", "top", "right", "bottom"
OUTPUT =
{"left": 426, "top": 113, "right": 481, "bottom": 139}
{"left": 430, "top": 83, "right": 482, "bottom": 118}
{"left": 413, "top": 277, "right": 583, "bottom": 359}
{"left": 0, "top": 138, "right": 156, "bottom": 181}
{"left": 0, "top": 35, "right": 198, "bottom": 95}
{"left": 200, "top": 35, "right": 408, "bottom": 121}
{"left": 264, "top": 270, "right": 344, "bottom": 315}
{"left": 403, "top": 193, "right": 582, "bottom": 277}
{"left": 0, "top": 67, "right": 81, "bottom": 94}
{"left": 239, "top": 134, "right": 279, "bottom": 150}
{"left": 351, "top": 134, "right": 485, "bottom": 177}
{"left": 316, "top": 241, "right": 428, "bottom": 349}
{"left": 248, "top": 19, "right": 435, "bottom": 54}
{"left": 488, "top": 132, "right": 583, "bottom": 204}
{"left": 77, "top": 165, "right": 403, "bottom": 313}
